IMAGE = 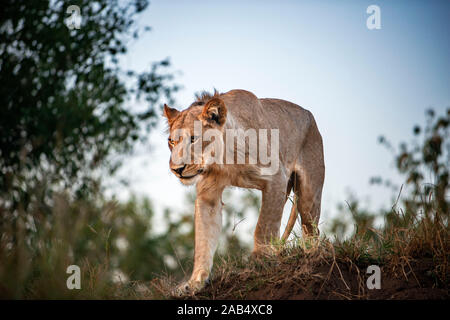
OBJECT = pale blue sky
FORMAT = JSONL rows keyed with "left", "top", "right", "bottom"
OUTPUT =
{"left": 112, "top": 0, "right": 450, "bottom": 235}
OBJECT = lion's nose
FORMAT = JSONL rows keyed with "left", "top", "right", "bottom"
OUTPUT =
{"left": 172, "top": 165, "right": 186, "bottom": 175}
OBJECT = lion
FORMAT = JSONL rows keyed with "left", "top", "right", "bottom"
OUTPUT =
{"left": 163, "top": 89, "right": 325, "bottom": 295}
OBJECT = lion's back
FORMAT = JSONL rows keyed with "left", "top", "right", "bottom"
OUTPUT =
{"left": 221, "top": 89, "right": 312, "bottom": 133}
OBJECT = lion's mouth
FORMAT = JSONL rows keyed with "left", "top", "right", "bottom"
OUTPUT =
{"left": 179, "top": 168, "right": 204, "bottom": 180}
{"left": 179, "top": 174, "right": 198, "bottom": 180}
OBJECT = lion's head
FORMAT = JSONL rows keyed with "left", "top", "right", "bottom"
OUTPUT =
{"left": 163, "top": 93, "right": 227, "bottom": 185}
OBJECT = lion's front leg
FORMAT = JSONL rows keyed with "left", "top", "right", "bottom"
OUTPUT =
{"left": 175, "top": 189, "right": 223, "bottom": 296}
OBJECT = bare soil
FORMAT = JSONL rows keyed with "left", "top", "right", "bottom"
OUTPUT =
{"left": 194, "top": 257, "right": 448, "bottom": 300}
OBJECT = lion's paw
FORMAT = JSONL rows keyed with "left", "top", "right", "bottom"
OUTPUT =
{"left": 172, "top": 279, "right": 207, "bottom": 297}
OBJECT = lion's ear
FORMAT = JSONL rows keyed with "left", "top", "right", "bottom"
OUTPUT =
{"left": 163, "top": 104, "right": 179, "bottom": 124}
{"left": 201, "top": 98, "right": 227, "bottom": 126}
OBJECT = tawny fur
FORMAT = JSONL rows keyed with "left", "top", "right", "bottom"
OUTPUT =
{"left": 163, "top": 89, "right": 325, "bottom": 295}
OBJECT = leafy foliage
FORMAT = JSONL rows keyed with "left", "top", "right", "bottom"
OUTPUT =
{"left": 0, "top": 0, "right": 178, "bottom": 206}
{"left": 0, "top": 0, "right": 181, "bottom": 298}
{"left": 329, "top": 108, "right": 449, "bottom": 239}
{"left": 326, "top": 109, "right": 449, "bottom": 284}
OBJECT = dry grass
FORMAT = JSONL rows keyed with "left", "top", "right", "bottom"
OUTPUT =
{"left": 1, "top": 191, "right": 447, "bottom": 300}
{"left": 150, "top": 202, "right": 449, "bottom": 300}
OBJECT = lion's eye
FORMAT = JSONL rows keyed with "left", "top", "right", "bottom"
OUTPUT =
{"left": 168, "top": 138, "right": 175, "bottom": 146}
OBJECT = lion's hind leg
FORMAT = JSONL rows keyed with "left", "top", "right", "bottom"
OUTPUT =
{"left": 295, "top": 126, "right": 325, "bottom": 236}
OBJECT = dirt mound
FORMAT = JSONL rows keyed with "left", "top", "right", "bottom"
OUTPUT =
{"left": 191, "top": 255, "right": 449, "bottom": 300}
{"left": 152, "top": 230, "right": 449, "bottom": 301}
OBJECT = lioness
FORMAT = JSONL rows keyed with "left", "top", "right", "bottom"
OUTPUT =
{"left": 163, "top": 89, "right": 324, "bottom": 295}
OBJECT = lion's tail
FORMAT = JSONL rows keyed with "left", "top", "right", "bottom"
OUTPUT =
{"left": 281, "top": 193, "right": 298, "bottom": 241}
